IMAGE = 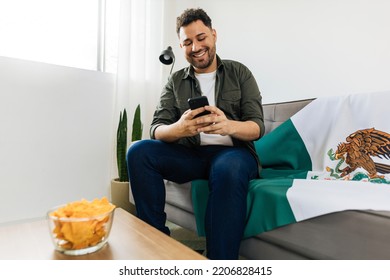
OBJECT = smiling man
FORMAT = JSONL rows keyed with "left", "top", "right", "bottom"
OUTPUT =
{"left": 178, "top": 16, "right": 217, "bottom": 73}
{"left": 127, "top": 8, "right": 264, "bottom": 260}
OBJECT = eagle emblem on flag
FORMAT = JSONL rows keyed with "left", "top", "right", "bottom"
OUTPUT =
{"left": 332, "top": 128, "right": 390, "bottom": 179}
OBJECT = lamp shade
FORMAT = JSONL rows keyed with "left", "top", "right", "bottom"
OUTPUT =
{"left": 159, "top": 46, "right": 175, "bottom": 65}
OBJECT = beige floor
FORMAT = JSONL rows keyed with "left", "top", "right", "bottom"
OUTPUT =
{"left": 167, "top": 221, "right": 247, "bottom": 259}
{"left": 167, "top": 221, "right": 206, "bottom": 254}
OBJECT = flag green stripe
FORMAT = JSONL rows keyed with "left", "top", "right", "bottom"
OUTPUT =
{"left": 191, "top": 179, "right": 209, "bottom": 236}
{"left": 245, "top": 178, "right": 296, "bottom": 237}
{"left": 255, "top": 119, "right": 312, "bottom": 172}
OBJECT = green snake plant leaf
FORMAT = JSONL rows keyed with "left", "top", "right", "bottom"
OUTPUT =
{"left": 116, "top": 109, "right": 128, "bottom": 182}
{"left": 131, "top": 104, "right": 143, "bottom": 141}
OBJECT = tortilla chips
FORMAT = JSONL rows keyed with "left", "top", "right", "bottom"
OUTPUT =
{"left": 49, "top": 197, "right": 116, "bottom": 250}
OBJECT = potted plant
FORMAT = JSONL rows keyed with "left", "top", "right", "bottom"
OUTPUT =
{"left": 110, "top": 105, "right": 142, "bottom": 214}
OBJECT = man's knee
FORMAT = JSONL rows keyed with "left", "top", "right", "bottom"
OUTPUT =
{"left": 209, "top": 149, "right": 258, "bottom": 190}
{"left": 214, "top": 149, "right": 254, "bottom": 173}
{"left": 127, "top": 139, "right": 155, "bottom": 165}
{"left": 127, "top": 139, "right": 157, "bottom": 160}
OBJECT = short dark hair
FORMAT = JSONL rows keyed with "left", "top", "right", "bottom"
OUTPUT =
{"left": 176, "top": 8, "right": 212, "bottom": 36}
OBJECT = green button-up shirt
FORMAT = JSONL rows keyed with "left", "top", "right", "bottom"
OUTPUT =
{"left": 150, "top": 55, "right": 265, "bottom": 171}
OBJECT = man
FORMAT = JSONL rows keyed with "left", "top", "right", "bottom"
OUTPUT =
{"left": 127, "top": 8, "right": 264, "bottom": 260}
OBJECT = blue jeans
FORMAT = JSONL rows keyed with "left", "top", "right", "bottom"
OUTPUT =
{"left": 126, "top": 139, "right": 258, "bottom": 259}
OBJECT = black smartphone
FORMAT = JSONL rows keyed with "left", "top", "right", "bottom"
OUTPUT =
{"left": 187, "top": 96, "right": 210, "bottom": 118}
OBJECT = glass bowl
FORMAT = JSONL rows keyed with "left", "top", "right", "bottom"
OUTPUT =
{"left": 47, "top": 202, "right": 115, "bottom": 256}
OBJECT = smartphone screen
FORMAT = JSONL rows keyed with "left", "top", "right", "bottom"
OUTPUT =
{"left": 188, "top": 96, "right": 210, "bottom": 118}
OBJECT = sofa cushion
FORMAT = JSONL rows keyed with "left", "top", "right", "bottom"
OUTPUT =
{"left": 165, "top": 180, "right": 194, "bottom": 213}
{"left": 240, "top": 210, "right": 390, "bottom": 260}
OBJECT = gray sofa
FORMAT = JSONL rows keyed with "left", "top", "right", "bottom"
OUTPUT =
{"left": 112, "top": 98, "right": 390, "bottom": 259}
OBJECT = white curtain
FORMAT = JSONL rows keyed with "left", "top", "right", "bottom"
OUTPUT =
{"left": 114, "top": 0, "right": 166, "bottom": 139}
{"left": 110, "top": 0, "right": 167, "bottom": 178}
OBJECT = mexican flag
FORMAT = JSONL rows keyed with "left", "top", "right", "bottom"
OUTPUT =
{"left": 192, "top": 91, "right": 390, "bottom": 238}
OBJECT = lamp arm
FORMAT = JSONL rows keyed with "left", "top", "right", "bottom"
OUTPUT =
{"left": 169, "top": 58, "right": 175, "bottom": 75}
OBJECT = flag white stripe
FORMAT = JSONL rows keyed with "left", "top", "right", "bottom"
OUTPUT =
{"left": 287, "top": 179, "right": 390, "bottom": 221}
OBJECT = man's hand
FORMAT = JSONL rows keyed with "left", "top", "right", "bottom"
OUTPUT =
{"left": 154, "top": 106, "right": 212, "bottom": 142}
{"left": 196, "top": 105, "right": 260, "bottom": 141}
{"left": 195, "top": 105, "right": 228, "bottom": 135}
{"left": 177, "top": 107, "right": 213, "bottom": 136}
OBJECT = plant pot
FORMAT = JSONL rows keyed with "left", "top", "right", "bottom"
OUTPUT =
{"left": 110, "top": 178, "right": 136, "bottom": 215}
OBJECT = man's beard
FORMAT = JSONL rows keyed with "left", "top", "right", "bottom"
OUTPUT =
{"left": 187, "top": 45, "right": 216, "bottom": 70}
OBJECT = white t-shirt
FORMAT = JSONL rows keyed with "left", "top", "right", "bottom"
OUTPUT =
{"left": 195, "top": 71, "right": 233, "bottom": 146}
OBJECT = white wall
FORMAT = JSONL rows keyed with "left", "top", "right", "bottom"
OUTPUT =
{"left": 166, "top": 0, "right": 390, "bottom": 104}
{"left": 0, "top": 56, "right": 115, "bottom": 224}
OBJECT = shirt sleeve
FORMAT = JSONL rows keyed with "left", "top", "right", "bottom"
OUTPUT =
{"left": 149, "top": 76, "right": 177, "bottom": 139}
{"left": 238, "top": 65, "right": 265, "bottom": 139}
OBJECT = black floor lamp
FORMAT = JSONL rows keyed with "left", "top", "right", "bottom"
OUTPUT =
{"left": 159, "top": 46, "right": 175, "bottom": 75}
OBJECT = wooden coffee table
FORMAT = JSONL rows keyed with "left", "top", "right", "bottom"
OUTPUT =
{"left": 0, "top": 208, "right": 206, "bottom": 260}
